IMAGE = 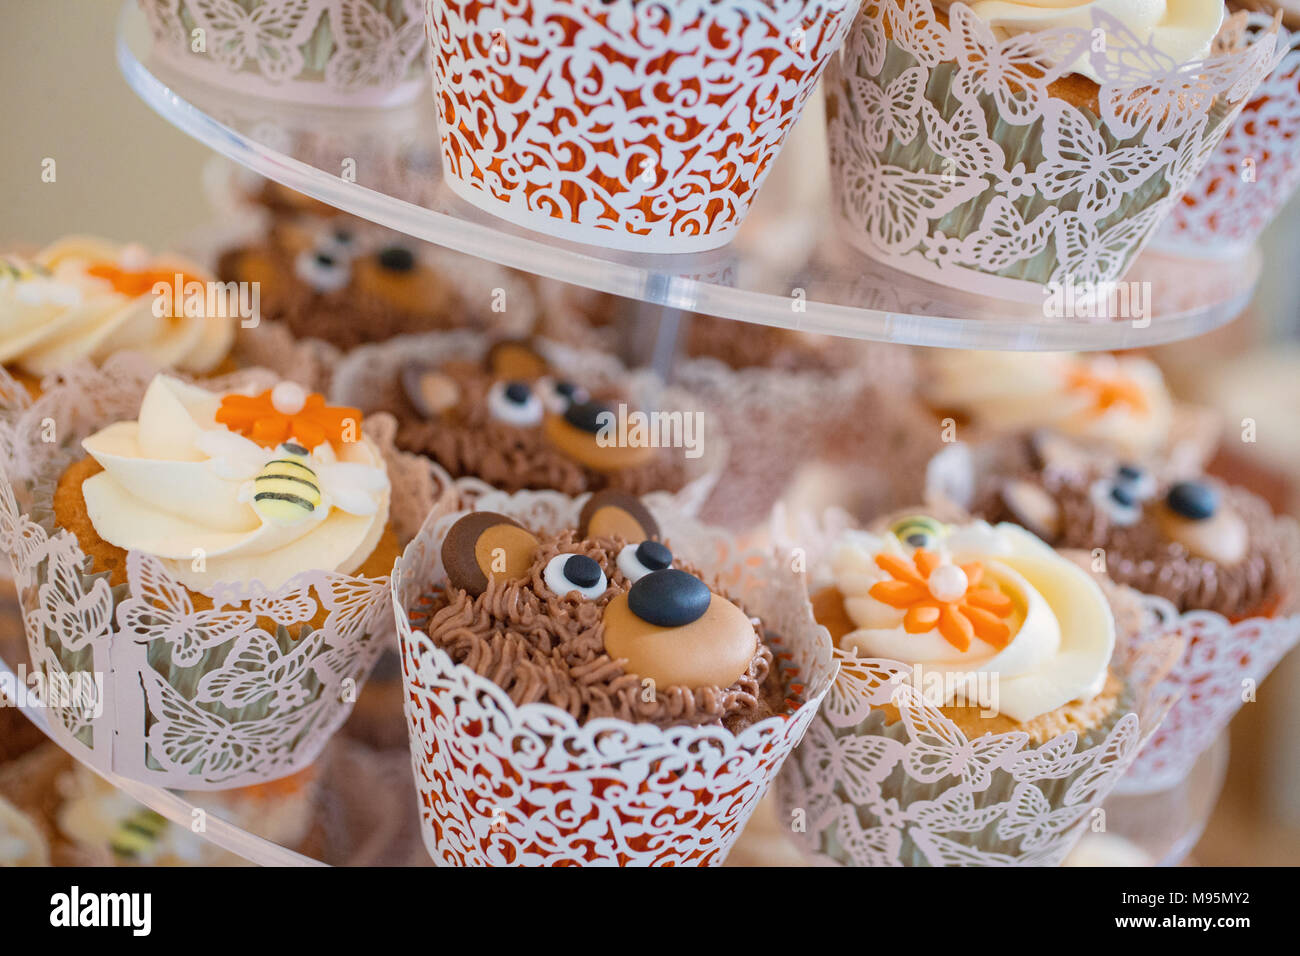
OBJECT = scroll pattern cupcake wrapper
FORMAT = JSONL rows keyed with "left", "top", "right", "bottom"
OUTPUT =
{"left": 0, "top": 354, "right": 457, "bottom": 790}
{"left": 1116, "top": 515, "right": 1300, "bottom": 794}
{"left": 426, "top": 0, "right": 860, "bottom": 252}
{"left": 771, "top": 509, "right": 1182, "bottom": 866}
{"left": 138, "top": 0, "right": 428, "bottom": 106}
{"left": 329, "top": 330, "right": 728, "bottom": 518}
{"left": 393, "top": 490, "right": 837, "bottom": 866}
{"left": 828, "top": 1, "right": 1283, "bottom": 302}
{"left": 1154, "top": 14, "right": 1300, "bottom": 258}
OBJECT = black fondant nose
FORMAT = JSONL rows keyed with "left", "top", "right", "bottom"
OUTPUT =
{"left": 1109, "top": 483, "right": 1136, "bottom": 508}
{"left": 627, "top": 568, "right": 710, "bottom": 627}
{"left": 1167, "top": 481, "right": 1217, "bottom": 520}
{"left": 636, "top": 540, "right": 672, "bottom": 572}
{"left": 564, "top": 399, "right": 613, "bottom": 434}
{"left": 504, "top": 381, "right": 532, "bottom": 404}
{"left": 377, "top": 245, "right": 416, "bottom": 272}
{"left": 314, "top": 251, "right": 337, "bottom": 267}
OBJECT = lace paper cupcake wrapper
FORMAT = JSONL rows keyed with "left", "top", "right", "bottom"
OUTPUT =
{"left": 1154, "top": 15, "right": 1300, "bottom": 258}
{"left": 426, "top": 0, "right": 860, "bottom": 252}
{"left": 0, "top": 355, "right": 457, "bottom": 790}
{"left": 828, "top": 1, "right": 1282, "bottom": 302}
{"left": 393, "top": 490, "right": 837, "bottom": 865}
{"left": 330, "top": 330, "right": 727, "bottom": 517}
{"left": 138, "top": 0, "right": 427, "bottom": 106}
{"left": 770, "top": 508, "right": 1181, "bottom": 866}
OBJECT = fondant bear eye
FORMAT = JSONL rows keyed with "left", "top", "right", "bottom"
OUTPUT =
{"left": 1166, "top": 480, "right": 1218, "bottom": 521}
{"left": 294, "top": 247, "right": 351, "bottom": 293}
{"left": 1091, "top": 477, "right": 1141, "bottom": 526}
{"left": 617, "top": 540, "right": 673, "bottom": 582}
{"left": 318, "top": 223, "right": 358, "bottom": 259}
{"left": 539, "top": 377, "right": 589, "bottom": 414}
{"left": 487, "top": 380, "right": 544, "bottom": 426}
{"left": 543, "top": 552, "right": 608, "bottom": 600}
{"left": 889, "top": 515, "right": 946, "bottom": 551}
{"left": 1114, "top": 463, "right": 1156, "bottom": 502}
{"left": 376, "top": 245, "right": 416, "bottom": 273}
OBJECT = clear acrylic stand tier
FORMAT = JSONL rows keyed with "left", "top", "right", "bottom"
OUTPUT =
{"left": 116, "top": 1, "right": 1259, "bottom": 351}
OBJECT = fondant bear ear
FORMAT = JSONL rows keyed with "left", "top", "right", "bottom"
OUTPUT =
{"left": 486, "top": 339, "right": 549, "bottom": 381}
{"left": 442, "top": 512, "right": 541, "bottom": 596}
{"left": 577, "top": 490, "right": 660, "bottom": 542}
{"left": 401, "top": 362, "right": 460, "bottom": 419}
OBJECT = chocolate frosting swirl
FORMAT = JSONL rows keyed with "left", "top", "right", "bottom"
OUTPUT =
{"left": 419, "top": 530, "right": 784, "bottom": 730}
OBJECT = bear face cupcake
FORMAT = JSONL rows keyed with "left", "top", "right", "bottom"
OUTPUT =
{"left": 394, "top": 489, "right": 835, "bottom": 865}
{"left": 334, "top": 334, "right": 713, "bottom": 503}
{"left": 976, "top": 464, "right": 1295, "bottom": 620}
{"left": 1, "top": 237, "right": 235, "bottom": 392}
{"left": 420, "top": 491, "right": 785, "bottom": 731}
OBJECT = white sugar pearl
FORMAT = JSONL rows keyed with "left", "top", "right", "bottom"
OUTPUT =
{"left": 118, "top": 243, "right": 151, "bottom": 271}
{"left": 927, "top": 563, "right": 968, "bottom": 603}
{"left": 271, "top": 382, "right": 307, "bottom": 415}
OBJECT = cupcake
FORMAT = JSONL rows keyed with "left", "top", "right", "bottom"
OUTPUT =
{"left": 778, "top": 512, "right": 1168, "bottom": 866}
{"left": 218, "top": 217, "right": 537, "bottom": 352}
{"left": 427, "top": 0, "right": 860, "bottom": 251}
{"left": 921, "top": 351, "right": 1220, "bottom": 487}
{"left": 1155, "top": 5, "right": 1300, "bottom": 257}
{"left": 395, "top": 490, "right": 835, "bottom": 865}
{"left": 0, "top": 355, "right": 451, "bottom": 789}
{"left": 137, "top": 0, "right": 427, "bottom": 106}
{"left": 827, "top": 0, "right": 1278, "bottom": 301}
{"left": 966, "top": 462, "right": 1300, "bottom": 791}
{"left": 332, "top": 332, "right": 722, "bottom": 510}
{"left": 1, "top": 237, "right": 235, "bottom": 395}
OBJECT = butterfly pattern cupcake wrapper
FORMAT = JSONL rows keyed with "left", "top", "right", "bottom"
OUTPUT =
{"left": 137, "top": 0, "right": 427, "bottom": 106}
{"left": 426, "top": 0, "right": 860, "bottom": 252}
{"left": 769, "top": 508, "right": 1182, "bottom": 866}
{"left": 393, "top": 489, "right": 837, "bottom": 866}
{"left": 0, "top": 354, "right": 458, "bottom": 790}
{"left": 828, "top": 1, "right": 1283, "bottom": 303}
{"left": 1154, "top": 14, "right": 1300, "bottom": 258}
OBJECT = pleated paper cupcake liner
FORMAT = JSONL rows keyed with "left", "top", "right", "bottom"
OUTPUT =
{"left": 0, "top": 354, "right": 456, "bottom": 790}
{"left": 392, "top": 490, "right": 837, "bottom": 865}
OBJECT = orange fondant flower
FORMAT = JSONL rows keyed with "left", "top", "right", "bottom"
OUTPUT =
{"left": 1065, "top": 364, "right": 1148, "bottom": 417}
{"left": 216, "top": 383, "right": 362, "bottom": 451}
{"left": 868, "top": 549, "right": 1015, "bottom": 653}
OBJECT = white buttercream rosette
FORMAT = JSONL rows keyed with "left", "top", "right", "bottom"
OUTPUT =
{"left": 426, "top": 0, "right": 861, "bottom": 252}
{"left": 1154, "top": 13, "right": 1300, "bottom": 257}
{"left": 827, "top": 0, "right": 1282, "bottom": 301}
{"left": 0, "top": 354, "right": 455, "bottom": 790}
{"left": 773, "top": 510, "right": 1181, "bottom": 866}
{"left": 137, "top": 0, "right": 427, "bottom": 106}
{"left": 392, "top": 490, "right": 836, "bottom": 865}
{"left": 331, "top": 331, "right": 727, "bottom": 517}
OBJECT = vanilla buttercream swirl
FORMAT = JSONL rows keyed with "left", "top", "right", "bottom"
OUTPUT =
{"left": 830, "top": 519, "right": 1114, "bottom": 721}
{"left": 965, "top": 0, "right": 1225, "bottom": 83}
{"left": 925, "top": 350, "right": 1173, "bottom": 460}
{"left": 421, "top": 530, "right": 784, "bottom": 730}
{"left": 79, "top": 375, "right": 389, "bottom": 590}
{"left": 0, "top": 238, "right": 234, "bottom": 377}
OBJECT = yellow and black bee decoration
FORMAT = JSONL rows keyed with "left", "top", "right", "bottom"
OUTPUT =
{"left": 109, "top": 808, "right": 170, "bottom": 862}
{"left": 250, "top": 441, "right": 323, "bottom": 524}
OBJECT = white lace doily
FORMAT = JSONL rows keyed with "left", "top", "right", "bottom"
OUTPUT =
{"left": 330, "top": 330, "right": 727, "bottom": 517}
{"left": 771, "top": 509, "right": 1181, "bottom": 866}
{"left": 426, "top": 0, "right": 860, "bottom": 252}
{"left": 1155, "top": 15, "right": 1300, "bottom": 258}
{"left": 138, "top": 0, "right": 428, "bottom": 106}
{"left": 393, "top": 490, "right": 837, "bottom": 865}
{"left": 0, "top": 354, "right": 457, "bottom": 790}
{"left": 828, "top": 1, "right": 1282, "bottom": 301}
